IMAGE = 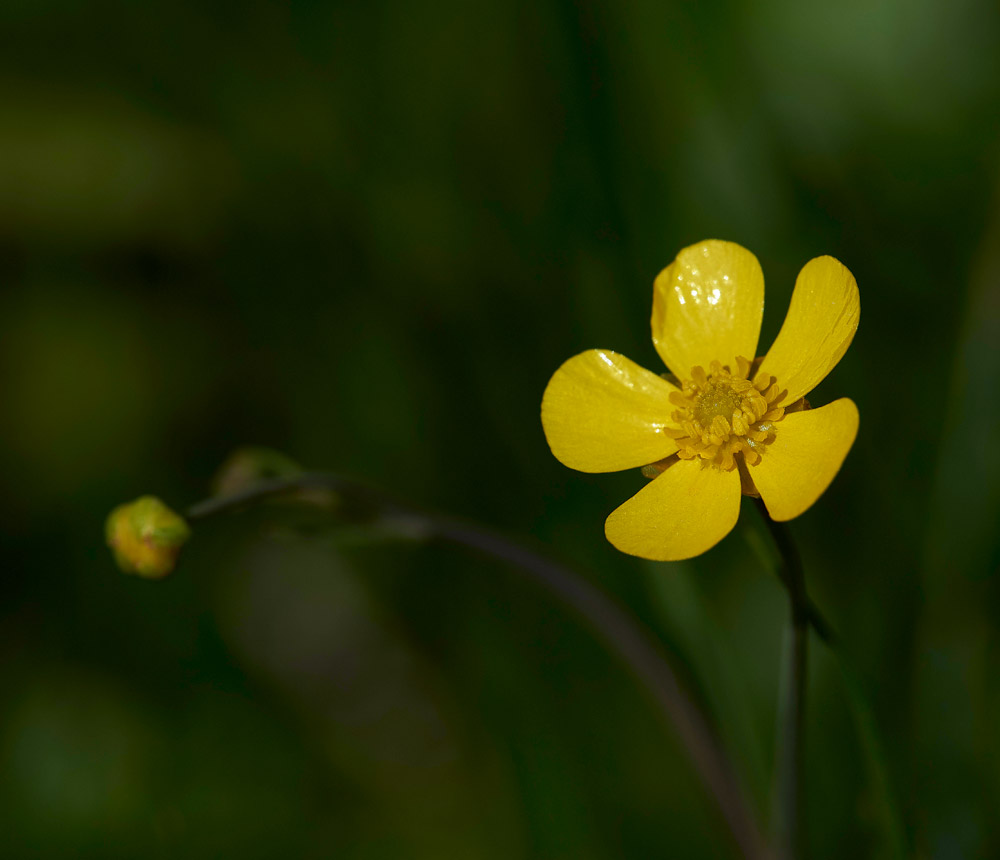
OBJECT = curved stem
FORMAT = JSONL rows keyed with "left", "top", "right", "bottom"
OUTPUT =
{"left": 754, "top": 498, "right": 809, "bottom": 860}
{"left": 187, "top": 474, "right": 769, "bottom": 860}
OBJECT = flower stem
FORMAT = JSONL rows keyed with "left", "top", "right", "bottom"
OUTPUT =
{"left": 754, "top": 498, "right": 809, "bottom": 860}
{"left": 187, "top": 474, "right": 768, "bottom": 860}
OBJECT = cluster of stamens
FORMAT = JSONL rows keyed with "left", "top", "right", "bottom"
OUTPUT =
{"left": 663, "top": 356, "right": 786, "bottom": 472}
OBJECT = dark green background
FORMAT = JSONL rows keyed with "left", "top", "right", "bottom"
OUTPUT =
{"left": 2, "top": 0, "right": 1000, "bottom": 857}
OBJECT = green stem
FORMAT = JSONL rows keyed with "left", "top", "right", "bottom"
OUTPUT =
{"left": 188, "top": 474, "right": 769, "bottom": 860}
{"left": 755, "top": 498, "right": 809, "bottom": 860}
{"left": 751, "top": 503, "right": 908, "bottom": 860}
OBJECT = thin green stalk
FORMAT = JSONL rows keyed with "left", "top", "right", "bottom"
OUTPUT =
{"left": 754, "top": 498, "right": 809, "bottom": 860}
{"left": 188, "top": 473, "right": 769, "bottom": 860}
{"left": 750, "top": 503, "right": 908, "bottom": 860}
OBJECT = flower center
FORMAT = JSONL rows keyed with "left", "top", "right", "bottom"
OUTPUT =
{"left": 664, "top": 356, "right": 786, "bottom": 471}
{"left": 692, "top": 382, "right": 745, "bottom": 429}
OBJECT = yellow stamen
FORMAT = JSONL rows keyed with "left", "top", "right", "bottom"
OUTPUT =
{"left": 662, "top": 356, "right": 787, "bottom": 472}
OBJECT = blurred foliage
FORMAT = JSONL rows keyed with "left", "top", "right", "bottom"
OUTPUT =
{"left": 2, "top": 0, "right": 1000, "bottom": 857}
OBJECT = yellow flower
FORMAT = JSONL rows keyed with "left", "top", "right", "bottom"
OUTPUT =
{"left": 541, "top": 240, "right": 859, "bottom": 561}
{"left": 106, "top": 496, "right": 191, "bottom": 579}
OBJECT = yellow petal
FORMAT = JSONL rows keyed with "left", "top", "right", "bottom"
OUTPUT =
{"left": 750, "top": 398, "right": 859, "bottom": 522}
{"left": 605, "top": 459, "right": 742, "bottom": 560}
{"left": 756, "top": 256, "right": 859, "bottom": 404}
{"left": 651, "top": 240, "right": 764, "bottom": 379}
{"left": 541, "top": 350, "right": 679, "bottom": 473}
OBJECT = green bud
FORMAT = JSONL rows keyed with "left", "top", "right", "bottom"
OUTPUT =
{"left": 211, "top": 446, "right": 302, "bottom": 498}
{"left": 105, "top": 496, "right": 191, "bottom": 579}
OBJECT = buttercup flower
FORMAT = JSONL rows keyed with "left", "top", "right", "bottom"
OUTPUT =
{"left": 542, "top": 240, "right": 859, "bottom": 561}
{"left": 106, "top": 495, "right": 191, "bottom": 578}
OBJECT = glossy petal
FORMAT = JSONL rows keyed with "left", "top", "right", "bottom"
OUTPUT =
{"left": 541, "top": 350, "right": 679, "bottom": 473}
{"left": 751, "top": 398, "right": 859, "bottom": 522}
{"left": 756, "top": 256, "right": 859, "bottom": 404}
{"left": 605, "top": 459, "right": 742, "bottom": 560}
{"left": 651, "top": 240, "right": 764, "bottom": 379}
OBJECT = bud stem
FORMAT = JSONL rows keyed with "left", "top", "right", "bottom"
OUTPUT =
{"left": 187, "top": 472, "right": 768, "bottom": 860}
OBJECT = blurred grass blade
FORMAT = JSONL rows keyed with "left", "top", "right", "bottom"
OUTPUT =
{"left": 832, "top": 655, "right": 909, "bottom": 860}
{"left": 643, "top": 561, "right": 771, "bottom": 813}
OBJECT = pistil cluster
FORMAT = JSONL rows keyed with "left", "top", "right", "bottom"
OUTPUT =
{"left": 665, "top": 356, "right": 786, "bottom": 471}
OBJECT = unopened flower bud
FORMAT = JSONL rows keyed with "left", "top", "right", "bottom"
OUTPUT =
{"left": 211, "top": 446, "right": 302, "bottom": 498}
{"left": 105, "top": 496, "right": 191, "bottom": 579}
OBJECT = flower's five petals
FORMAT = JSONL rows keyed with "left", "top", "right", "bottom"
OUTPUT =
{"left": 756, "top": 256, "right": 859, "bottom": 404}
{"left": 605, "top": 459, "right": 742, "bottom": 560}
{"left": 652, "top": 240, "right": 764, "bottom": 379}
{"left": 541, "top": 350, "right": 680, "bottom": 473}
{"left": 751, "top": 398, "right": 859, "bottom": 522}
{"left": 542, "top": 242, "right": 859, "bottom": 562}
